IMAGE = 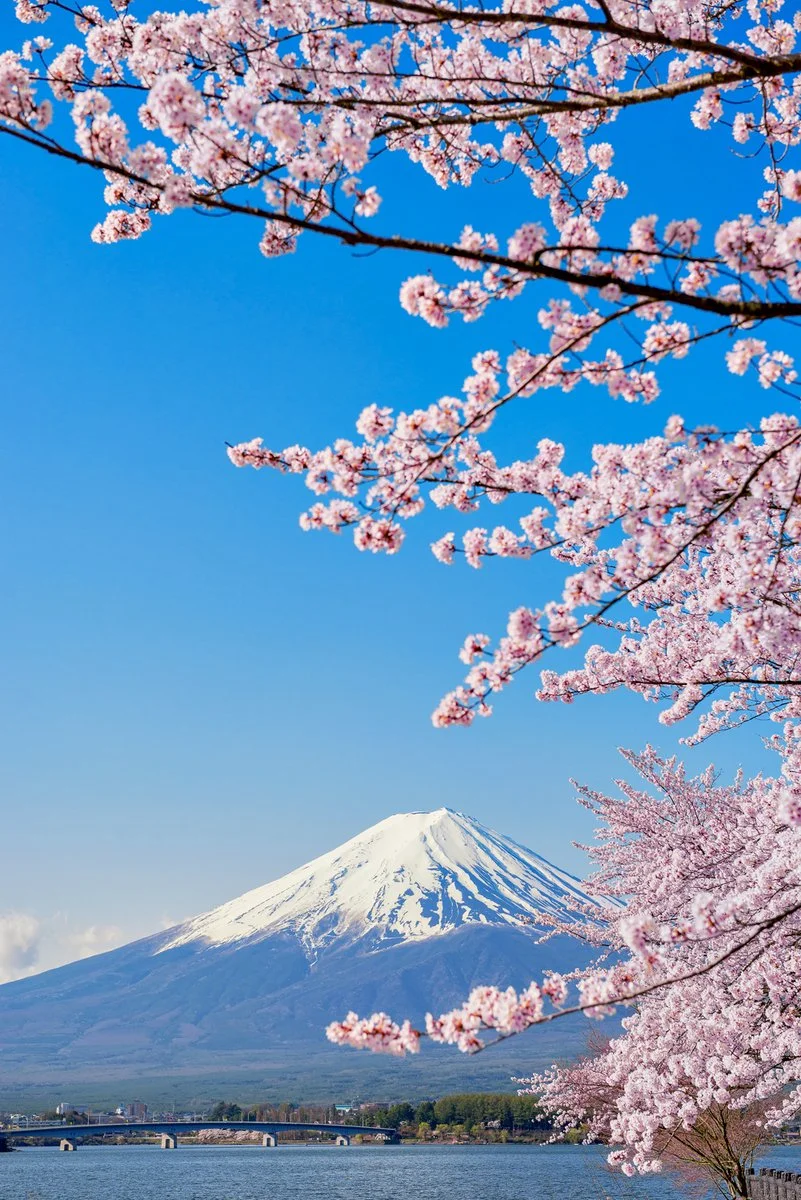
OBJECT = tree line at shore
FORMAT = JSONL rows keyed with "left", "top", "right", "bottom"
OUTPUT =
{"left": 208, "top": 1094, "right": 563, "bottom": 1142}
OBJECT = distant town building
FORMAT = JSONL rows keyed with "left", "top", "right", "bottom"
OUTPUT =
{"left": 56, "top": 1104, "right": 88, "bottom": 1117}
{"left": 117, "top": 1101, "right": 148, "bottom": 1121}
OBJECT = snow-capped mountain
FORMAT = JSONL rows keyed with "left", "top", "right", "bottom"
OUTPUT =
{"left": 0, "top": 809, "right": 602, "bottom": 1099}
{"left": 161, "top": 807, "right": 595, "bottom": 958}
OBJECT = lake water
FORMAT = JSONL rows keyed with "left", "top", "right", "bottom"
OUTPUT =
{"left": 3, "top": 1144, "right": 800, "bottom": 1200}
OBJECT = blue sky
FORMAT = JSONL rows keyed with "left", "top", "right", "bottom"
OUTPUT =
{"left": 0, "top": 20, "right": 780, "bottom": 976}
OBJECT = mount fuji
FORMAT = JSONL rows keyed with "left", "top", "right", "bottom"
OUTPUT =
{"left": 0, "top": 809, "right": 603, "bottom": 1100}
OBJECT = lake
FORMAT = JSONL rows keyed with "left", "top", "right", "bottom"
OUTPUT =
{"left": 3, "top": 1143, "right": 800, "bottom": 1200}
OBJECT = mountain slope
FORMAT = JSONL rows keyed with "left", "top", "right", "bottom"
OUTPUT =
{"left": 0, "top": 809, "right": 602, "bottom": 1094}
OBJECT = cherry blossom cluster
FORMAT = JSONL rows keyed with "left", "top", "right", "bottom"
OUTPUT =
{"left": 3, "top": 0, "right": 801, "bottom": 392}
{"left": 230, "top": 387, "right": 801, "bottom": 742}
{"left": 325, "top": 1010, "right": 421, "bottom": 1056}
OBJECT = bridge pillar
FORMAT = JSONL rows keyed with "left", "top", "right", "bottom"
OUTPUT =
{"left": 59, "top": 1139, "right": 76, "bottom": 1152}
{"left": 161, "top": 1134, "right": 177, "bottom": 1150}
{"left": 262, "top": 1133, "right": 277, "bottom": 1148}
{"left": 335, "top": 1135, "right": 350, "bottom": 1146}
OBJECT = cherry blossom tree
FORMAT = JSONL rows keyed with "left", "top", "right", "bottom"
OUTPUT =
{"left": 515, "top": 749, "right": 801, "bottom": 1189}
{"left": 525, "top": 1032, "right": 770, "bottom": 1199}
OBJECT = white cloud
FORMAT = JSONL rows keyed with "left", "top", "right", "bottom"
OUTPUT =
{"left": 68, "top": 924, "right": 125, "bottom": 960}
{"left": 160, "top": 914, "right": 186, "bottom": 930}
{"left": 0, "top": 912, "right": 159, "bottom": 981}
{"left": 0, "top": 912, "right": 41, "bottom": 982}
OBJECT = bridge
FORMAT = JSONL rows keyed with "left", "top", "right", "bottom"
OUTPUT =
{"left": 0, "top": 1120, "right": 399, "bottom": 1152}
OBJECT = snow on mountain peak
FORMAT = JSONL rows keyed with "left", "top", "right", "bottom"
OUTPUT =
{"left": 160, "top": 808, "right": 594, "bottom": 958}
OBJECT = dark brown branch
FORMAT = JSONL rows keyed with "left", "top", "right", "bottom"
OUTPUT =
{"left": 2, "top": 122, "right": 797, "bottom": 322}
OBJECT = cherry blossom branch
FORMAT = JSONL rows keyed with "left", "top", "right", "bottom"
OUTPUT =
{"left": 327, "top": 898, "right": 801, "bottom": 1056}
{"left": 2, "top": 120, "right": 799, "bottom": 325}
